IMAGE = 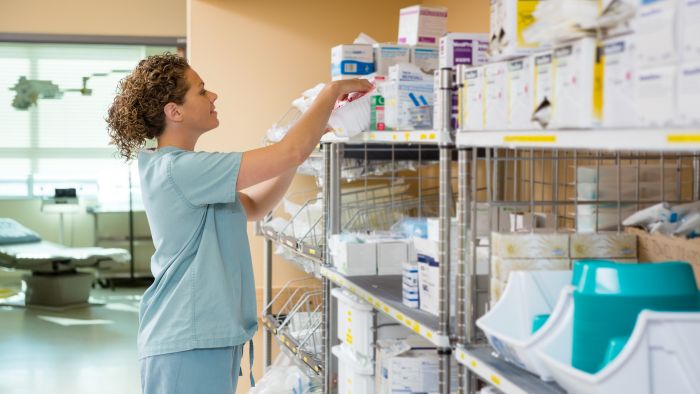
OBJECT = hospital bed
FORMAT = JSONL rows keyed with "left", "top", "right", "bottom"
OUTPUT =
{"left": 0, "top": 218, "right": 130, "bottom": 307}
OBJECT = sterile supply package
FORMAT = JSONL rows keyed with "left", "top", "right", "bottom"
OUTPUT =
{"left": 249, "top": 350, "right": 321, "bottom": 394}
{"left": 635, "top": 65, "right": 676, "bottom": 127}
{"left": 602, "top": 35, "right": 637, "bottom": 128}
{"left": 569, "top": 232, "right": 637, "bottom": 259}
{"left": 680, "top": 0, "right": 700, "bottom": 61}
{"left": 531, "top": 51, "right": 554, "bottom": 128}
{"left": 398, "top": 5, "right": 448, "bottom": 46}
{"left": 328, "top": 89, "right": 372, "bottom": 138}
{"left": 383, "top": 80, "right": 434, "bottom": 130}
{"left": 676, "top": 61, "right": 700, "bottom": 126}
{"left": 461, "top": 66, "right": 485, "bottom": 131}
{"left": 331, "top": 44, "right": 374, "bottom": 80}
{"left": 549, "top": 37, "right": 601, "bottom": 129}
{"left": 506, "top": 56, "right": 536, "bottom": 129}
{"left": 438, "top": 33, "right": 489, "bottom": 69}
{"left": 490, "top": 0, "right": 543, "bottom": 59}
{"left": 633, "top": 0, "right": 678, "bottom": 68}
{"left": 483, "top": 62, "right": 508, "bottom": 130}
{"left": 410, "top": 45, "right": 439, "bottom": 72}
{"left": 388, "top": 63, "right": 433, "bottom": 82}
{"left": 374, "top": 44, "right": 411, "bottom": 77}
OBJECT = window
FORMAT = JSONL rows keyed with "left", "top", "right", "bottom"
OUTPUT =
{"left": 0, "top": 40, "right": 180, "bottom": 207}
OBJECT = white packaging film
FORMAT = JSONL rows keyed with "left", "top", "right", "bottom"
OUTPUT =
{"left": 438, "top": 33, "right": 489, "bottom": 69}
{"left": 410, "top": 45, "right": 440, "bottom": 71}
{"left": 461, "top": 66, "right": 485, "bottom": 131}
{"left": 633, "top": 0, "right": 678, "bottom": 68}
{"left": 506, "top": 56, "right": 536, "bottom": 129}
{"left": 602, "top": 35, "right": 637, "bottom": 128}
{"left": 398, "top": 5, "right": 448, "bottom": 46}
{"left": 374, "top": 44, "right": 411, "bottom": 77}
{"left": 328, "top": 91, "right": 372, "bottom": 138}
{"left": 677, "top": 61, "right": 700, "bottom": 126}
{"left": 490, "top": 0, "right": 543, "bottom": 59}
{"left": 636, "top": 65, "right": 676, "bottom": 127}
{"left": 331, "top": 44, "right": 375, "bottom": 81}
{"left": 484, "top": 62, "right": 508, "bottom": 130}
{"left": 549, "top": 38, "right": 601, "bottom": 129}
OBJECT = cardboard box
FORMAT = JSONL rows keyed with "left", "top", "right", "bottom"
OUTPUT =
{"left": 576, "top": 203, "right": 638, "bottom": 233}
{"left": 388, "top": 63, "right": 433, "bottom": 82}
{"left": 374, "top": 44, "right": 411, "bottom": 77}
{"left": 489, "top": 0, "right": 543, "bottom": 59}
{"left": 418, "top": 254, "right": 439, "bottom": 316}
{"left": 484, "top": 62, "right": 508, "bottom": 130}
{"left": 461, "top": 66, "right": 485, "bottom": 131}
{"left": 550, "top": 38, "right": 601, "bottom": 129}
{"left": 331, "top": 44, "right": 375, "bottom": 81}
{"left": 331, "top": 239, "right": 377, "bottom": 276}
{"left": 376, "top": 240, "right": 410, "bottom": 275}
{"left": 602, "top": 35, "right": 638, "bottom": 128}
{"left": 506, "top": 56, "right": 536, "bottom": 129}
{"left": 398, "top": 5, "right": 448, "bottom": 46}
{"left": 491, "top": 232, "right": 569, "bottom": 259}
{"left": 626, "top": 227, "right": 700, "bottom": 286}
{"left": 384, "top": 80, "right": 434, "bottom": 130}
{"left": 438, "top": 33, "right": 489, "bottom": 69}
{"left": 680, "top": 0, "right": 700, "bottom": 61}
{"left": 636, "top": 65, "right": 676, "bottom": 127}
{"left": 376, "top": 340, "right": 458, "bottom": 394}
{"left": 677, "top": 61, "right": 700, "bottom": 126}
{"left": 633, "top": 0, "right": 679, "bottom": 67}
{"left": 410, "top": 45, "right": 439, "bottom": 72}
{"left": 532, "top": 51, "right": 554, "bottom": 126}
{"left": 570, "top": 232, "right": 637, "bottom": 259}
{"left": 491, "top": 256, "right": 571, "bottom": 282}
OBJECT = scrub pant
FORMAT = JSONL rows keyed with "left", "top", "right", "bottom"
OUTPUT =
{"left": 141, "top": 341, "right": 254, "bottom": 394}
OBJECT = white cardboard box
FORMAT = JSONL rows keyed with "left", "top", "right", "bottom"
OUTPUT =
{"left": 484, "top": 62, "right": 508, "bottom": 130}
{"left": 398, "top": 5, "right": 448, "bottom": 46}
{"left": 461, "top": 66, "right": 485, "bottom": 130}
{"left": 374, "top": 44, "right": 411, "bottom": 77}
{"left": 680, "top": 0, "right": 700, "bottom": 61}
{"left": 634, "top": 0, "right": 679, "bottom": 67}
{"left": 532, "top": 51, "right": 554, "bottom": 127}
{"left": 438, "top": 33, "right": 489, "bottom": 69}
{"left": 636, "top": 65, "right": 676, "bottom": 127}
{"left": 411, "top": 45, "right": 439, "bottom": 72}
{"left": 383, "top": 80, "right": 434, "bottom": 130}
{"left": 677, "top": 61, "right": 700, "bottom": 126}
{"left": 332, "top": 240, "right": 377, "bottom": 276}
{"left": 491, "top": 232, "right": 569, "bottom": 259}
{"left": 388, "top": 63, "right": 433, "bottom": 82}
{"left": 506, "top": 56, "right": 536, "bottom": 129}
{"left": 569, "top": 232, "right": 637, "bottom": 259}
{"left": 376, "top": 240, "right": 410, "bottom": 275}
{"left": 602, "top": 35, "right": 638, "bottom": 128}
{"left": 550, "top": 38, "right": 601, "bottom": 129}
{"left": 331, "top": 44, "right": 375, "bottom": 81}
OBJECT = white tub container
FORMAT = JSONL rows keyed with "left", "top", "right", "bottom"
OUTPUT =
{"left": 476, "top": 270, "right": 574, "bottom": 381}
{"left": 536, "top": 311, "right": 700, "bottom": 394}
{"left": 333, "top": 344, "right": 375, "bottom": 394}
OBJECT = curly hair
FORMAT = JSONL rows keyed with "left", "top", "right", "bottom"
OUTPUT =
{"left": 107, "top": 53, "right": 190, "bottom": 160}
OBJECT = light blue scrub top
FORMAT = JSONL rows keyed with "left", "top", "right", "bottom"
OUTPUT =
{"left": 137, "top": 147, "right": 257, "bottom": 359}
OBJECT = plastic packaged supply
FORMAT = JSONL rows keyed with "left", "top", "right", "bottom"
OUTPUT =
{"left": 331, "top": 44, "right": 374, "bottom": 81}
{"left": 633, "top": 0, "right": 679, "bottom": 68}
{"left": 328, "top": 90, "right": 372, "bottom": 138}
{"left": 676, "top": 61, "right": 700, "bottom": 126}
{"left": 549, "top": 38, "right": 602, "bottom": 129}
{"left": 506, "top": 56, "right": 536, "bottom": 129}
{"left": 602, "top": 35, "right": 638, "bottom": 128}
{"left": 410, "top": 45, "right": 439, "bottom": 72}
{"left": 531, "top": 51, "right": 554, "bottom": 128}
{"left": 490, "top": 0, "right": 543, "bottom": 59}
{"left": 680, "top": 0, "right": 700, "bottom": 61}
{"left": 398, "top": 5, "right": 448, "bottom": 46}
{"left": 483, "top": 62, "right": 508, "bottom": 130}
{"left": 373, "top": 44, "right": 411, "bottom": 77}
{"left": 622, "top": 202, "right": 672, "bottom": 227}
{"left": 460, "top": 66, "right": 485, "bottom": 131}
{"left": 674, "top": 212, "right": 700, "bottom": 236}
{"left": 636, "top": 65, "right": 676, "bottom": 127}
{"left": 383, "top": 80, "right": 434, "bottom": 130}
{"left": 438, "top": 33, "right": 489, "bottom": 69}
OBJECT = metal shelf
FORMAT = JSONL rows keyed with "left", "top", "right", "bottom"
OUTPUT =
{"left": 260, "top": 227, "right": 322, "bottom": 277}
{"left": 320, "top": 266, "right": 451, "bottom": 348}
{"left": 456, "top": 129, "right": 700, "bottom": 151}
{"left": 455, "top": 346, "right": 566, "bottom": 394}
{"left": 262, "top": 314, "right": 324, "bottom": 375}
{"left": 321, "top": 130, "right": 452, "bottom": 145}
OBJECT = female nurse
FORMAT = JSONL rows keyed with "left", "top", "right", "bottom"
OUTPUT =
{"left": 106, "top": 53, "right": 372, "bottom": 394}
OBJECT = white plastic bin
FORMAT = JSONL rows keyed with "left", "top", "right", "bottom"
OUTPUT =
{"left": 333, "top": 345, "right": 375, "bottom": 394}
{"left": 476, "top": 270, "right": 574, "bottom": 381}
{"left": 536, "top": 311, "right": 700, "bottom": 394}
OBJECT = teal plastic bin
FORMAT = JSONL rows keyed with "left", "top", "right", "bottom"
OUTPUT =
{"left": 572, "top": 261, "right": 699, "bottom": 374}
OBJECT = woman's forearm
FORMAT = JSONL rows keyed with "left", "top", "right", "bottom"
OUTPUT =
{"left": 240, "top": 166, "right": 298, "bottom": 221}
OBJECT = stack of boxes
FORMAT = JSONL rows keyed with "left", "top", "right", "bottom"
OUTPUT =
{"left": 490, "top": 231, "right": 638, "bottom": 303}
{"left": 330, "top": 234, "right": 415, "bottom": 276}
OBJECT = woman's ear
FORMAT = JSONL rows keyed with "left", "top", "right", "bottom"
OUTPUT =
{"left": 164, "top": 102, "right": 183, "bottom": 123}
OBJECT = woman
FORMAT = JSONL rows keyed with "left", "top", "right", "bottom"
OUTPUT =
{"left": 107, "top": 53, "right": 371, "bottom": 393}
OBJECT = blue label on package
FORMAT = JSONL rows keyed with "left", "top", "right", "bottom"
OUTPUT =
{"left": 332, "top": 60, "right": 375, "bottom": 77}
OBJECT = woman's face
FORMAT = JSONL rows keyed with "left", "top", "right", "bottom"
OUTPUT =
{"left": 179, "top": 68, "right": 219, "bottom": 133}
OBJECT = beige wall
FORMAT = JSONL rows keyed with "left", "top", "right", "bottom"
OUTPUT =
{"left": 1, "top": 0, "right": 186, "bottom": 37}
{"left": 424, "top": 0, "right": 490, "bottom": 32}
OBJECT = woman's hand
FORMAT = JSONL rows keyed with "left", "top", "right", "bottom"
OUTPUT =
{"left": 326, "top": 79, "right": 374, "bottom": 101}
